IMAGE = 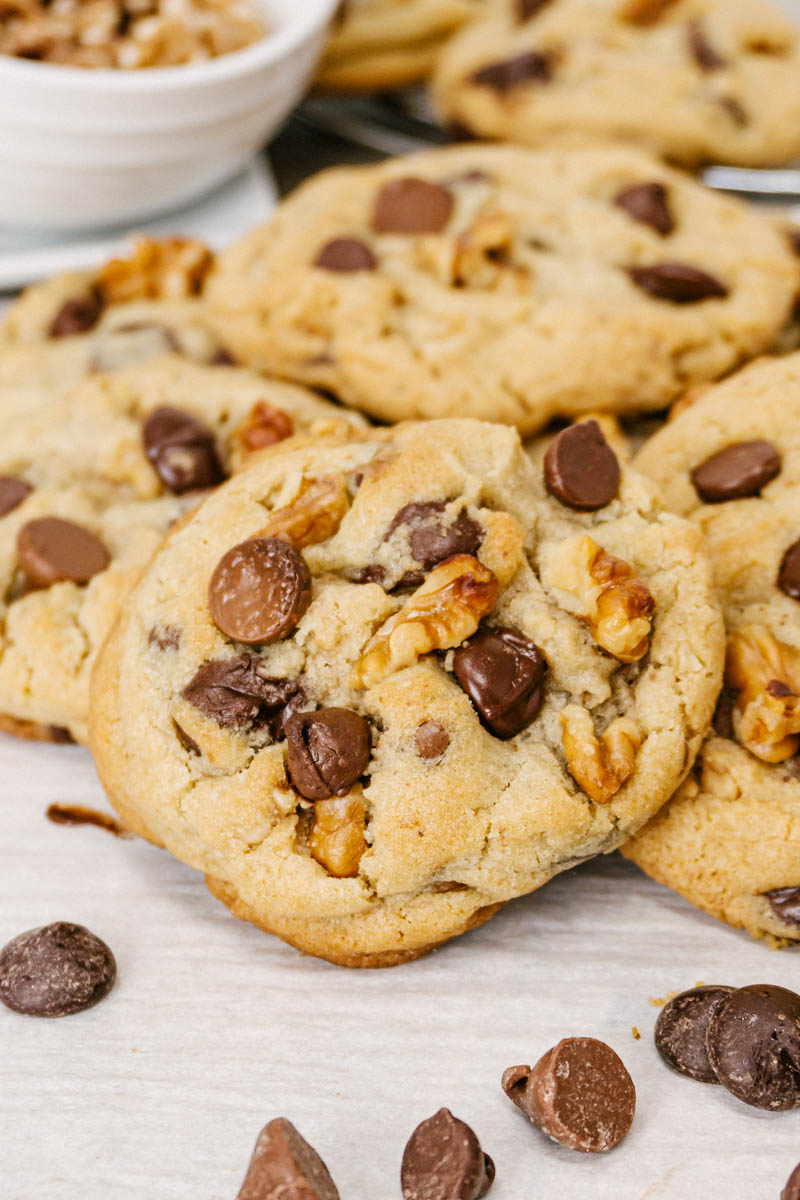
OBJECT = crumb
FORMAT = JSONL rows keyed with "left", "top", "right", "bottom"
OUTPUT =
{"left": 632, "top": 1026, "right": 641, "bottom": 1040}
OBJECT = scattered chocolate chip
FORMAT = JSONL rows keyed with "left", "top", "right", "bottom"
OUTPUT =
{"left": 208, "top": 537, "right": 312, "bottom": 645}
{"left": 182, "top": 656, "right": 301, "bottom": 733}
{"left": 415, "top": 721, "right": 450, "bottom": 760}
{"left": 0, "top": 476, "right": 33, "bottom": 518}
{"left": 779, "top": 540, "right": 800, "bottom": 601}
{"left": 285, "top": 708, "right": 371, "bottom": 801}
{"left": 142, "top": 406, "right": 225, "bottom": 494}
{"left": 516, "top": 0, "right": 551, "bottom": 21}
{"left": 0, "top": 922, "right": 115, "bottom": 1017}
{"left": 502, "top": 1038, "right": 636, "bottom": 1153}
{"left": 712, "top": 687, "right": 737, "bottom": 739}
{"left": 654, "top": 985, "right": 735, "bottom": 1083}
{"left": 706, "top": 984, "right": 800, "bottom": 1110}
{"left": 17, "top": 517, "right": 110, "bottom": 588}
{"left": 628, "top": 263, "right": 728, "bottom": 303}
{"left": 314, "top": 238, "right": 377, "bottom": 272}
{"left": 688, "top": 20, "right": 727, "bottom": 71}
{"left": 471, "top": 50, "right": 552, "bottom": 93}
{"left": 235, "top": 1118, "right": 340, "bottom": 1200}
{"left": 372, "top": 178, "right": 454, "bottom": 235}
{"left": 765, "top": 888, "right": 800, "bottom": 931}
{"left": 401, "top": 1108, "right": 495, "bottom": 1200}
{"left": 783, "top": 1162, "right": 800, "bottom": 1200}
{"left": 614, "top": 182, "right": 675, "bottom": 236}
{"left": 48, "top": 289, "right": 103, "bottom": 338}
{"left": 45, "top": 803, "right": 130, "bottom": 838}
{"left": 453, "top": 627, "right": 546, "bottom": 739}
{"left": 544, "top": 420, "right": 620, "bottom": 511}
{"left": 389, "top": 501, "right": 483, "bottom": 572}
{"left": 718, "top": 96, "right": 749, "bottom": 126}
{"left": 148, "top": 625, "right": 180, "bottom": 651}
{"left": 690, "top": 440, "right": 780, "bottom": 503}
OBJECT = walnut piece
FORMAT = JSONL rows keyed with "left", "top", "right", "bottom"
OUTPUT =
{"left": 544, "top": 535, "right": 655, "bottom": 662}
{"left": 617, "top": 0, "right": 679, "bottom": 25}
{"left": 452, "top": 209, "right": 515, "bottom": 288}
{"left": 95, "top": 237, "right": 214, "bottom": 304}
{"left": 235, "top": 402, "right": 294, "bottom": 458}
{"left": 260, "top": 475, "right": 349, "bottom": 550}
{"left": 351, "top": 554, "right": 499, "bottom": 689}
{"left": 726, "top": 624, "right": 800, "bottom": 762}
{"left": 560, "top": 704, "right": 642, "bottom": 803}
{"left": 309, "top": 795, "right": 367, "bottom": 878}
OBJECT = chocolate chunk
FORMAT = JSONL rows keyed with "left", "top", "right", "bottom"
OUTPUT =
{"left": 148, "top": 625, "right": 181, "bottom": 651}
{"left": 453, "top": 627, "right": 546, "bottom": 738}
{"left": 783, "top": 1163, "right": 800, "bottom": 1200}
{"left": 314, "top": 238, "right": 377, "bottom": 272}
{"left": 372, "top": 178, "right": 454, "bottom": 235}
{"left": 389, "top": 501, "right": 483, "bottom": 572}
{"left": 471, "top": 50, "right": 553, "bottom": 93}
{"left": 236, "top": 1118, "right": 340, "bottom": 1200}
{"left": 779, "top": 540, "right": 800, "bottom": 601}
{"left": 516, "top": 0, "right": 551, "bottom": 21}
{"left": 183, "top": 656, "right": 301, "bottom": 732}
{"left": 0, "top": 922, "right": 115, "bottom": 1017}
{"left": 286, "top": 708, "right": 371, "bottom": 800}
{"left": 172, "top": 719, "right": 201, "bottom": 755}
{"left": 628, "top": 263, "right": 728, "bottom": 303}
{"left": 0, "top": 476, "right": 33, "bottom": 518}
{"left": 690, "top": 440, "right": 780, "bottom": 503}
{"left": 349, "top": 564, "right": 388, "bottom": 586}
{"left": 614, "top": 182, "right": 675, "bottom": 236}
{"left": 544, "top": 420, "right": 620, "bottom": 511}
{"left": 208, "top": 537, "right": 312, "bottom": 645}
{"left": 706, "top": 984, "right": 800, "bottom": 1110}
{"left": 401, "top": 1108, "right": 495, "bottom": 1200}
{"left": 142, "top": 406, "right": 225, "bottom": 494}
{"left": 654, "top": 985, "right": 735, "bottom": 1083}
{"left": 765, "top": 888, "right": 800, "bottom": 930}
{"left": 415, "top": 721, "right": 450, "bottom": 760}
{"left": 49, "top": 289, "right": 103, "bottom": 338}
{"left": 17, "top": 517, "right": 110, "bottom": 587}
{"left": 688, "top": 20, "right": 727, "bottom": 70}
{"left": 502, "top": 1038, "right": 636, "bottom": 1153}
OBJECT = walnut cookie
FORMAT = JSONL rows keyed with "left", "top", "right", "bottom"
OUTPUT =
{"left": 623, "top": 353, "right": 800, "bottom": 946}
{"left": 433, "top": 0, "right": 800, "bottom": 169}
{"left": 89, "top": 418, "right": 723, "bottom": 967}
{"left": 206, "top": 143, "right": 798, "bottom": 436}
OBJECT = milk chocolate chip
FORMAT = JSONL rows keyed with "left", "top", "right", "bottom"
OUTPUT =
{"left": 415, "top": 721, "right": 450, "bottom": 760}
{"left": 654, "top": 985, "right": 734, "bottom": 1083}
{"left": 49, "top": 289, "right": 103, "bottom": 338}
{"left": 285, "top": 708, "right": 371, "bottom": 800}
{"left": 706, "top": 984, "right": 800, "bottom": 1110}
{"left": 783, "top": 1162, "right": 800, "bottom": 1200}
{"left": 401, "top": 1108, "right": 495, "bottom": 1200}
{"left": 471, "top": 50, "right": 552, "bottom": 93}
{"left": 235, "top": 1118, "right": 340, "bottom": 1200}
{"left": 779, "top": 540, "right": 800, "bottom": 601}
{"left": 314, "top": 238, "right": 377, "bottom": 272}
{"left": 628, "top": 263, "right": 728, "bottom": 303}
{"left": 453, "top": 627, "right": 546, "bottom": 738}
{"left": 208, "top": 537, "right": 312, "bottom": 645}
{"left": 0, "top": 476, "right": 32, "bottom": 517}
{"left": 690, "top": 440, "right": 780, "bottom": 502}
{"left": 372, "top": 178, "right": 454, "bottom": 235}
{"left": 614, "top": 182, "right": 675, "bottom": 236}
{"left": 183, "top": 656, "right": 302, "bottom": 732}
{"left": 17, "top": 517, "right": 110, "bottom": 587}
{"left": 544, "top": 420, "right": 620, "bottom": 511}
{"left": 765, "top": 888, "right": 800, "bottom": 930}
{"left": 0, "top": 922, "right": 115, "bottom": 1017}
{"left": 142, "top": 406, "right": 225, "bottom": 494}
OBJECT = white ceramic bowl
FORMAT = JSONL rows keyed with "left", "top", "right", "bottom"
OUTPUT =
{"left": 0, "top": 0, "right": 337, "bottom": 231}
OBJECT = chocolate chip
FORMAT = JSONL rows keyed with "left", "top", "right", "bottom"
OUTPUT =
{"left": 706, "top": 984, "right": 800, "bottom": 1110}
{"left": 453, "top": 627, "right": 546, "bottom": 739}
{"left": 235, "top": 1118, "right": 340, "bottom": 1200}
{"left": 0, "top": 476, "right": 33, "bottom": 518}
{"left": 172, "top": 719, "right": 201, "bottom": 755}
{"left": 690, "top": 440, "right": 781, "bottom": 503}
{"left": 401, "top": 1108, "right": 495, "bottom": 1200}
{"left": 471, "top": 50, "right": 553, "bottom": 93}
{"left": 712, "top": 686, "right": 737, "bottom": 739}
{"left": 502, "top": 1038, "right": 636, "bottom": 1153}
{"left": 183, "top": 656, "right": 301, "bottom": 733}
{"left": 415, "top": 721, "right": 450, "bottom": 760}
{"left": 389, "top": 502, "right": 483, "bottom": 572}
{"left": 142, "top": 406, "right": 225, "bottom": 494}
{"left": 17, "top": 517, "right": 110, "bottom": 588}
{"left": 628, "top": 263, "right": 728, "bottom": 303}
{"left": 765, "top": 888, "right": 800, "bottom": 931}
{"left": 654, "top": 985, "right": 735, "bottom": 1083}
{"left": 208, "top": 537, "right": 312, "bottom": 645}
{"left": 314, "top": 238, "right": 377, "bottom": 272}
{"left": 783, "top": 1163, "right": 800, "bottom": 1200}
{"left": 48, "top": 289, "right": 103, "bottom": 338}
{"left": 148, "top": 625, "right": 181, "bottom": 651}
{"left": 372, "top": 178, "right": 454, "bottom": 235}
{"left": 0, "top": 922, "right": 115, "bottom": 1017}
{"left": 718, "top": 96, "right": 749, "bottom": 127}
{"left": 614, "top": 182, "right": 675, "bottom": 236}
{"left": 779, "top": 540, "right": 800, "bottom": 601}
{"left": 688, "top": 20, "right": 727, "bottom": 70}
{"left": 516, "top": 0, "right": 551, "bottom": 21}
{"left": 285, "top": 708, "right": 371, "bottom": 800}
{"left": 544, "top": 420, "right": 620, "bottom": 511}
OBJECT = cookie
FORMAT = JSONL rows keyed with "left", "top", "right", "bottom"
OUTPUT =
{"left": 432, "top": 0, "right": 800, "bottom": 169}
{"left": 207, "top": 143, "right": 797, "bottom": 436}
{"left": 622, "top": 353, "right": 800, "bottom": 945}
{"left": 90, "top": 418, "right": 723, "bottom": 966}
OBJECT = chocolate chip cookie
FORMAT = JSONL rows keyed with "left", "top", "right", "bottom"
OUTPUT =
{"left": 623, "top": 353, "right": 800, "bottom": 945}
{"left": 207, "top": 143, "right": 798, "bottom": 435}
{"left": 90, "top": 418, "right": 723, "bottom": 966}
{"left": 433, "top": 0, "right": 800, "bottom": 168}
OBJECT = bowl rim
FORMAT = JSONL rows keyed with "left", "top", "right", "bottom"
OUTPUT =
{"left": 0, "top": 0, "right": 338, "bottom": 90}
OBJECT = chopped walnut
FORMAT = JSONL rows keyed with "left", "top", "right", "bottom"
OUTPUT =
{"left": 475, "top": 509, "right": 525, "bottom": 588}
{"left": 351, "top": 554, "right": 499, "bottom": 689}
{"left": 560, "top": 704, "right": 642, "bottom": 803}
{"left": 617, "top": 0, "right": 679, "bottom": 25}
{"left": 260, "top": 475, "right": 349, "bottom": 550}
{"left": 452, "top": 209, "right": 515, "bottom": 288}
{"left": 726, "top": 624, "right": 800, "bottom": 762}
{"left": 543, "top": 535, "right": 655, "bottom": 662}
{"left": 309, "top": 795, "right": 367, "bottom": 877}
{"left": 234, "top": 402, "right": 294, "bottom": 458}
{"left": 95, "top": 237, "right": 214, "bottom": 305}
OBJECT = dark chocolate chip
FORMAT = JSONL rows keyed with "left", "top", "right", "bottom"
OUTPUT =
{"left": 765, "top": 888, "right": 800, "bottom": 931}
{"left": 17, "top": 517, "right": 110, "bottom": 587}
{"left": 401, "top": 1108, "right": 495, "bottom": 1200}
{"left": 544, "top": 420, "right": 621, "bottom": 511}
{"left": 235, "top": 1118, "right": 340, "bottom": 1200}
{"left": 779, "top": 540, "right": 800, "bottom": 601}
{"left": 471, "top": 50, "right": 553, "bottom": 93}
{"left": 628, "top": 263, "right": 728, "bottom": 303}
{"left": 148, "top": 625, "right": 180, "bottom": 651}
{"left": 688, "top": 20, "right": 727, "bottom": 70}
{"left": 172, "top": 719, "right": 201, "bottom": 755}
{"left": 614, "top": 182, "right": 675, "bottom": 236}
{"left": 516, "top": 0, "right": 551, "bottom": 21}
{"left": 654, "top": 985, "right": 735, "bottom": 1083}
{"left": 182, "top": 656, "right": 301, "bottom": 733}
{"left": 0, "top": 476, "right": 33, "bottom": 518}
{"left": 388, "top": 501, "right": 483, "bottom": 572}
{"left": 690, "top": 440, "right": 781, "bottom": 503}
{"left": 0, "top": 922, "right": 115, "bottom": 1017}
{"left": 48, "top": 289, "right": 103, "bottom": 338}
{"left": 208, "top": 537, "right": 312, "bottom": 645}
{"left": 453, "top": 627, "right": 546, "bottom": 739}
{"left": 285, "top": 708, "right": 371, "bottom": 800}
{"left": 706, "top": 984, "right": 800, "bottom": 1110}
{"left": 142, "top": 406, "right": 225, "bottom": 494}
{"left": 372, "top": 178, "right": 454, "bottom": 235}
{"left": 314, "top": 238, "right": 377, "bottom": 272}
{"left": 415, "top": 721, "right": 450, "bottom": 760}
{"left": 783, "top": 1162, "right": 800, "bottom": 1200}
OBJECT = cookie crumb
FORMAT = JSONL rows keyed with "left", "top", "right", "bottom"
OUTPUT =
{"left": 632, "top": 1026, "right": 641, "bottom": 1039}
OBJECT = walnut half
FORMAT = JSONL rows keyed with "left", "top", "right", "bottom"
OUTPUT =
{"left": 726, "top": 624, "right": 800, "bottom": 763}
{"left": 310, "top": 794, "right": 367, "bottom": 878}
{"left": 260, "top": 475, "right": 349, "bottom": 550}
{"left": 560, "top": 704, "right": 642, "bottom": 804}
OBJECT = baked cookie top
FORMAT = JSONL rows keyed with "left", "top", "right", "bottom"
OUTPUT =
{"left": 432, "top": 0, "right": 800, "bottom": 168}
{"left": 90, "top": 418, "right": 723, "bottom": 965}
{"left": 207, "top": 143, "right": 798, "bottom": 436}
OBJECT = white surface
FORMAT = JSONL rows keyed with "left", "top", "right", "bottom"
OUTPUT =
{"left": 2, "top": 735, "right": 799, "bottom": 1199}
